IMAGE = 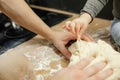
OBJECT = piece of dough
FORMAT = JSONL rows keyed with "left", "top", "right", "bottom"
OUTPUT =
{"left": 69, "top": 40, "right": 120, "bottom": 80}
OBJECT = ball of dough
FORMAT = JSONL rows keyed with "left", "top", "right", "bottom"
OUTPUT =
{"left": 69, "top": 40, "right": 120, "bottom": 80}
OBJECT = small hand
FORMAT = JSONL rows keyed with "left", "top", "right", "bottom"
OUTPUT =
{"left": 64, "top": 13, "right": 92, "bottom": 40}
{"left": 64, "top": 18, "right": 88, "bottom": 37}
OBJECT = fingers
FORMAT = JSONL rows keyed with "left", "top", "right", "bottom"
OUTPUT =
{"left": 58, "top": 44, "right": 71, "bottom": 59}
{"left": 65, "top": 21, "right": 95, "bottom": 42}
{"left": 75, "top": 22, "right": 81, "bottom": 35}
{"left": 82, "top": 33, "right": 95, "bottom": 42}
{"left": 65, "top": 21, "right": 81, "bottom": 35}
{"left": 65, "top": 21, "right": 76, "bottom": 34}
{"left": 77, "top": 24, "right": 85, "bottom": 37}
{"left": 70, "top": 57, "right": 94, "bottom": 69}
{"left": 64, "top": 21, "right": 72, "bottom": 32}
{"left": 87, "top": 69, "right": 113, "bottom": 80}
{"left": 64, "top": 20, "right": 88, "bottom": 41}
{"left": 70, "top": 22, "right": 76, "bottom": 34}
{"left": 84, "top": 62, "right": 107, "bottom": 77}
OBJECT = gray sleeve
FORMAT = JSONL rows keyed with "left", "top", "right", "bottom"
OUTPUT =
{"left": 82, "top": 0, "right": 109, "bottom": 18}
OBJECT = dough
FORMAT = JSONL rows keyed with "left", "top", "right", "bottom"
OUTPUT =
{"left": 69, "top": 40, "right": 120, "bottom": 80}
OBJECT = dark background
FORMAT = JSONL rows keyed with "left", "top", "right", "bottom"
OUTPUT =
{"left": 28, "top": 0, "right": 113, "bottom": 20}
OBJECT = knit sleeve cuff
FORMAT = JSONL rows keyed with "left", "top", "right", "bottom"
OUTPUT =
{"left": 80, "top": 10, "right": 94, "bottom": 24}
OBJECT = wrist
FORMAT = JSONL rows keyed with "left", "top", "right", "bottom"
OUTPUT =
{"left": 80, "top": 11, "right": 93, "bottom": 24}
{"left": 47, "top": 30, "right": 56, "bottom": 42}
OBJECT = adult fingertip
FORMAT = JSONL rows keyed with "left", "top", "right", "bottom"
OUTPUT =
{"left": 108, "top": 68, "right": 113, "bottom": 75}
{"left": 84, "top": 57, "right": 95, "bottom": 62}
{"left": 62, "top": 50, "right": 71, "bottom": 60}
{"left": 65, "top": 53, "right": 71, "bottom": 60}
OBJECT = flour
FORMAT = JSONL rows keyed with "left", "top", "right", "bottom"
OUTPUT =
{"left": 24, "top": 46, "right": 64, "bottom": 80}
{"left": 69, "top": 40, "right": 120, "bottom": 80}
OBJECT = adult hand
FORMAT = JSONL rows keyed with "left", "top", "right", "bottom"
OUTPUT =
{"left": 81, "top": 32, "right": 95, "bottom": 42}
{"left": 51, "top": 30, "right": 95, "bottom": 59}
{"left": 51, "top": 30, "right": 76, "bottom": 59}
{"left": 64, "top": 13, "right": 92, "bottom": 39}
{"left": 52, "top": 57, "right": 113, "bottom": 80}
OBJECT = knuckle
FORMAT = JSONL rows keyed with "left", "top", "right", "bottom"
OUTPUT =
{"left": 88, "top": 75, "right": 102, "bottom": 80}
{"left": 92, "top": 75, "right": 102, "bottom": 80}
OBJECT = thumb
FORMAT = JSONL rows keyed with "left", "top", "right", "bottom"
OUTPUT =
{"left": 78, "top": 25, "right": 87, "bottom": 40}
{"left": 59, "top": 44, "right": 71, "bottom": 59}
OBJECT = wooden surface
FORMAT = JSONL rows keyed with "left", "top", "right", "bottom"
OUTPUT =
{"left": 0, "top": 5, "right": 112, "bottom": 80}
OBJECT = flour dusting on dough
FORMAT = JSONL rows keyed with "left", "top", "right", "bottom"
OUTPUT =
{"left": 69, "top": 40, "right": 120, "bottom": 80}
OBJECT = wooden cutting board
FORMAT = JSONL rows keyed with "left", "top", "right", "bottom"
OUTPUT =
{"left": 0, "top": 6, "right": 112, "bottom": 80}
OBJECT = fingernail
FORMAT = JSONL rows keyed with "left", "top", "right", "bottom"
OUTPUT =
{"left": 105, "top": 68, "right": 113, "bottom": 75}
{"left": 98, "top": 62, "right": 106, "bottom": 67}
{"left": 85, "top": 57, "right": 95, "bottom": 61}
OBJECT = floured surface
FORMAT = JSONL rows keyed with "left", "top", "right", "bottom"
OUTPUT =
{"left": 0, "top": 37, "right": 69, "bottom": 80}
{"left": 19, "top": 39, "right": 68, "bottom": 80}
{"left": 69, "top": 40, "right": 120, "bottom": 80}
{"left": 24, "top": 43, "right": 69, "bottom": 80}
{"left": 0, "top": 17, "right": 112, "bottom": 80}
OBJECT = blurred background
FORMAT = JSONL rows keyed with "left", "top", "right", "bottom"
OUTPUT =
{"left": 28, "top": 0, "right": 113, "bottom": 20}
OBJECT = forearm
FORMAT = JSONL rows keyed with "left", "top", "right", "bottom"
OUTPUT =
{"left": 0, "top": 0, "right": 55, "bottom": 41}
{"left": 82, "top": 0, "right": 109, "bottom": 18}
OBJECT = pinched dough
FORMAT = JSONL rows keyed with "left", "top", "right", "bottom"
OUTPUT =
{"left": 69, "top": 40, "right": 120, "bottom": 80}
